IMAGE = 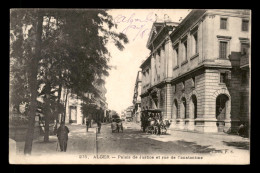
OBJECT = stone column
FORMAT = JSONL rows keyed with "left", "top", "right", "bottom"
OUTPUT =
{"left": 161, "top": 46, "right": 165, "bottom": 80}
{"left": 151, "top": 55, "right": 155, "bottom": 86}
{"left": 224, "top": 99, "right": 231, "bottom": 131}
{"left": 201, "top": 71, "right": 220, "bottom": 133}
{"left": 170, "top": 96, "right": 177, "bottom": 129}
{"left": 165, "top": 83, "right": 172, "bottom": 120}
{"left": 155, "top": 52, "right": 159, "bottom": 84}
{"left": 166, "top": 38, "right": 173, "bottom": 78}
{"left": 187, "top": 99, "right": 195, "bottom": 131}
{"left": 178, "top": 101, "right": 185, "bottom": 130}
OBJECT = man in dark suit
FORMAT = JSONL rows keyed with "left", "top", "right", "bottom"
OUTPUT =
{"left": 57, "top": 122, "right": 70, "bottom": 152}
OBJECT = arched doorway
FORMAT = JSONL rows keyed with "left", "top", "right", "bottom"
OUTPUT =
{"left": 189, "top": 95, "right": 197, "bottom": 119}
{"left": 172, "top": 99, "right": 178, "bottom": 119}
{"left": 180, "top": 97, "right": 187, "bottom": 119}
{"left": 216, "top": 94, "right": 229, "bottom": 120}
{"left": 216, "top": 94, "right": 229, "bottom": 130}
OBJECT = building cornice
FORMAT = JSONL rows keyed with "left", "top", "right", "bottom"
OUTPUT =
{"left": 147, "top": 22, "right": 178, "bottom": 49}
{"left": 140, "top": 91, "right": 149, "bottom": 98}
{"left": 171, "top": 10, "right": 249, "bottom": 47}
{"left": 150, "top": 35, "right": 171, "bottom": 56}
{"left": 204, "top": 9, "right": 250, "bottom": 18}
{"left": 171, "top": 10, "right": 206, "bottom": 46}
{"left": 140, "top": 55, "right": 152, "bottom": 69}
{"left": 146, "top": 23, "right": 164, "bottom": 48}
{"left": 141, "top": 60, "right": 232, "bottom": 94}
{"left": 170, "top": 61, "right": 232, "bottom": 84}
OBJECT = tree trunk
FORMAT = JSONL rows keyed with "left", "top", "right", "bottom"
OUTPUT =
{"left": 63, "top": 89, "right": 69, "bottom": 123}
{"left": 44, "top": 82, "right": 51, "bottom": 142}
{"left": 24, "top": 11, "right": 43, "bottom": 155}
{"left": 56, "top": 73, "right": 62, "bottom": 123}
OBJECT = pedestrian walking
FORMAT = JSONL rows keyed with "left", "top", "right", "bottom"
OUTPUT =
{"left": 56, "top": 122, "right": 70, "bottom": 152}
{"left": 86, "top": 118, "right": 90, "bottom": 132}
{"left": 97, "top": 120, "right": 102, "bottom": 133}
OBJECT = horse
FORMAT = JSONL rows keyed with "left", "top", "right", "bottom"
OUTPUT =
{"left": 145, "top": 117, "right": 160, "bottom": 135}
{"left": 158, "top": 119, "right": 171, "bottom": 135}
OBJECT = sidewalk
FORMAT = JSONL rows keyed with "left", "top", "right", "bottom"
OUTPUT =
{"left": 130, "top": 121, "right": 249, "bottom": 153}
{"left": 10, "top": 124, "right": 97, "bottom": 164}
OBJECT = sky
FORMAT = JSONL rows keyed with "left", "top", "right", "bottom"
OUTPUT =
{"left": 105, "top": 9, "right": 191, "bottom": 114}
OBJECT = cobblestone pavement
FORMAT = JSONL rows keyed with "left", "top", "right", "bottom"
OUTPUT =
{"left": 11, "top": 122, "right": 250, "bottom": 164}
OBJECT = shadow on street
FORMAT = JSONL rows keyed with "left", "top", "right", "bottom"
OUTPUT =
{"left": 222, "top": 141, "right": 250, "bottom": 150}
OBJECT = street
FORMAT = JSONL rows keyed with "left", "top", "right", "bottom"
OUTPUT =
{"left": 12, "top": 121, "right": 250, "bottom": 164}
{"left": 10, "top": 9, "right": 251, "bottom": 165}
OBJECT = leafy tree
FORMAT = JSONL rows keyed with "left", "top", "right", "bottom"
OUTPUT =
{"left": 10, "top": 9, "right": 128, "bottom": 154}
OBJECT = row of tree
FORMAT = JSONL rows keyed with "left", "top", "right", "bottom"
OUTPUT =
{"left": 10, "top": 9, "right": 128, "bottom": 155}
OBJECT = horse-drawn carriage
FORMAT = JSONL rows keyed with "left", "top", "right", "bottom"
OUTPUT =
{"left": 111, "top": 118, "right": 123, "bottom": 133}
{"left": 141, "top": 109, "right": 171, "bottom": 135}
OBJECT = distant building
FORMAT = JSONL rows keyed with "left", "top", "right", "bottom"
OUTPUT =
{"left": 63, "top": 76, "right": 108, "bottom": 125}
{"left": 132, "top": 71, "right": 142, "bottom": 123}
{"left": 140, "top": 9, "right": 250, "bottom": 133}
{"left": 126, "top": 106, "right": 134, "bottom": 121}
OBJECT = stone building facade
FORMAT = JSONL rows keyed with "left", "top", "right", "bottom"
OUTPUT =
{"left": 132, "top": 71, "right": 142, "bottom": 123}
{"left": 140, "top": 9, "right": 250, "bottom": 133}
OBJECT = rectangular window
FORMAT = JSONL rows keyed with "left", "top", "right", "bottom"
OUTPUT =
{"left": 175, "top": 47, "right": 179, "bottom": 64}
{"left": 157, "top": 49, "right": 161, "bottom": 57}
{"left": 183, "top": 41, "right": 187, "bottom": 61}
{"left": 162, "top": 43, "right": 165, "bottom": 51}
{"left": 193, "top": 32, "right": 198, "bottom": 54}
{"left": 220, "top": 73, "right": 226, "bottom": 83}
{"left": 241, "top": 43, "right": 249, "bottom": 56}
{"left": 219, "top": 41, "right": 227, "bottom": 59}
{"left": 242, "top": 20, "right": 249, "bottom": 31}
{"left": 220, "top": 18, "right": 227, "bottom": 29}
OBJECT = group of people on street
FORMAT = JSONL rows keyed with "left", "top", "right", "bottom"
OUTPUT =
{"left": 85, "top": 118, "right": 102, "bottom": 133}
{"left": 111, "top": 118, "right": 123, "bottom": 133}
{"left": 141, "top": 112, "right": 161, "bottom": 131}
{"left": 85, "top": 118, "right": 93, "bottom": 132}
{"left": 141, "top": 111, "right": 170, "bottom": 135}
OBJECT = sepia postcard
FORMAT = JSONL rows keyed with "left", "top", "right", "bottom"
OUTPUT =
{"left": 9, "top": 9, "right": 251, "bottom": 165}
